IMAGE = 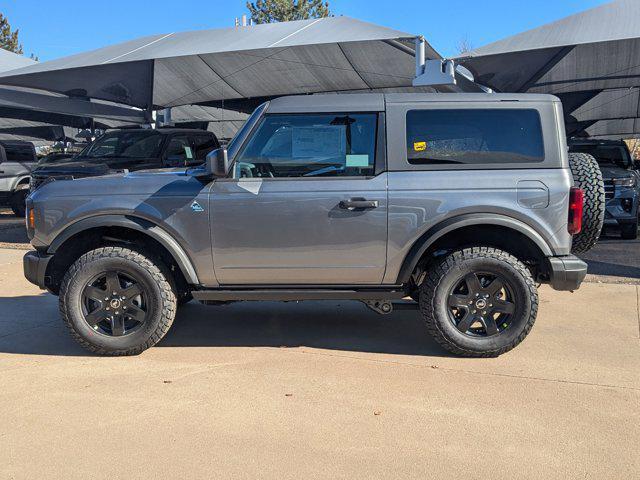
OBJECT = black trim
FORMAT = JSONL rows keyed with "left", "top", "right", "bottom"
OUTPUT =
{"left": 547, "top": 255, "right": 587, "bottom": 291}
{"left": 23, "top": 251, "right": 52, "bottom": 289}
{"left": 192, "top": 287, "right": 406, "bottom": 302}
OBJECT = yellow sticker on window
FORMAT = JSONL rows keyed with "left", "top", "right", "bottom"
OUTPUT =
{"left": 414, "top": 141, "right": 427, "bottom": 152}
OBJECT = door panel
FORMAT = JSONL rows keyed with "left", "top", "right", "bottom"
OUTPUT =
{"left": 210, "top": 174, "right": 388, "bottom": 285}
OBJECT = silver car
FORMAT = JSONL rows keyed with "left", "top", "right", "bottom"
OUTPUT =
{"left": 23, "top": 93, "right": 589, "bottom": 357}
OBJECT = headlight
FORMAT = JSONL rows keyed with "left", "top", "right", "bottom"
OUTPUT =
{"left": 613, "top": 177, "right": 637, "bottom": 187}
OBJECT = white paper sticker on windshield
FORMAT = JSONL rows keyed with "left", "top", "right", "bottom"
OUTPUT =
{"left": 184, "top": 146, "right": 193, "bottom": 159}
{"left": 292, "top": 126, "right": 345, "bottom": 158}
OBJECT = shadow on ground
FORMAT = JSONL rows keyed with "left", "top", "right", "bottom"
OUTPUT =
{"left": 0, "top": 294, "right": 449, "bottom": 358}
{"left": 579, "top": 231, "right": 640, "bottom": 279}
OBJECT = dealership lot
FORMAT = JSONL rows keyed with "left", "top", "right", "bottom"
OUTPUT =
{"left": 0, "top": 246, "right": 638, "bottom": 479}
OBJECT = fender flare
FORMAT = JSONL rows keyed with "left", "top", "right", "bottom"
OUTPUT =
{"left": 396, "top": 213, "right": 553, "bottom": 284}
{"left": 48, "top": 215, "right": 200, "bottom": 285}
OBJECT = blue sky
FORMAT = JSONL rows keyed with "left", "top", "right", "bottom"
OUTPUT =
{"left": 1, "top": 0, "right": 609, "bottom": 61}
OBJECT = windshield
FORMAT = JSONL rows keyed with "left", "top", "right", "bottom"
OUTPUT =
{"left": 571, "top": 144, "right": 632, "bottom": 169}
{"left": 80, "top": 131, "right": 164, "bottom": 160}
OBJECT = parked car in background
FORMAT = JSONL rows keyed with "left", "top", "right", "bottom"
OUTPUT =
{"left": 569, "top": 139, "right": 639, "bottom": 239}
{"left": 30, "top": 128, "right": 219, "bottom": 191}
{"left": 0, "top": 140, "right": 37, "bottom": 217}
{"left": 37, "top": 152, "right": 75, "bottom": 166}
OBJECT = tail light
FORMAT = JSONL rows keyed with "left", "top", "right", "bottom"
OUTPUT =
{"left": 568, "top": 187, "right": 584, "bottom": 235}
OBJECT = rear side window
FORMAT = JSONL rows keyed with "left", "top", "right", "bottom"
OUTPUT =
{"left": 406, "top": 109, "right": 544, "bottom": 166}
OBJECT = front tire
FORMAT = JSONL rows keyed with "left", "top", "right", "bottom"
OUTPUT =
{"left": 621, "top": 221, "right": 638, "bottom": 240}
{"left": 419, "top": 247, "right": 538, "bottom": 357}
{"left": 59, "top": 247, "right": 177, "bottom": 355}
{"left": 9, "top": 189, "right": 27, "bottom": 217}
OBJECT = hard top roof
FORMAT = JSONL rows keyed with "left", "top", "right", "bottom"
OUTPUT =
{"left": 266, "top": 92, "right": 560, "bottom": 113}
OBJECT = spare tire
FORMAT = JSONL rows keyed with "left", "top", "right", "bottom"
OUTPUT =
{"left": 568, "top": 152, "right": 605, "bottom": 254}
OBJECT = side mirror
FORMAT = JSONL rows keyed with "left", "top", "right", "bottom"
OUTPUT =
{"left": 206, "top": 148, "right": 229, "bottom": 177}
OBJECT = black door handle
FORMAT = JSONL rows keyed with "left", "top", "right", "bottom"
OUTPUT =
{"left": 339, "top": 198, "right": 379, "bottom": 210}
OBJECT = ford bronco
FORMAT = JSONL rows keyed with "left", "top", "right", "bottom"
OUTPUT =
{"left": 23, "top": 93, "right": 593, "bottom": 357}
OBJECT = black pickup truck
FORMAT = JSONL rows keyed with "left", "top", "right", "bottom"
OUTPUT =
{"left": 30, "top": 128, "right": 219, "bottom": 191}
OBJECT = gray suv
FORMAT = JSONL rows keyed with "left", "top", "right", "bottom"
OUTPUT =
{"left": 23, "top": 93, "right": 589, "bottom": 357}
{"left": 569, "top": 139, "right": 638, "bottom": 239}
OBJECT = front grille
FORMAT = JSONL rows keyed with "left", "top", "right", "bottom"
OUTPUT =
{"left": 604, "top": 179, "right": 615, "bottom": 200}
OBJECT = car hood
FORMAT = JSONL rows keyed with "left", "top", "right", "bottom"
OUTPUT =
{"left": 30, "top": 167, "right": 208, "bottom": 198}
{"left": 32, "top": 157, "right": 156, "bottom": 176}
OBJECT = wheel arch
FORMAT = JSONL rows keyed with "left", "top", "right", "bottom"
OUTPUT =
{"left": 396, "top": 213, "right": 553, "bottom": 284}
{"left": 47, "top": 215, "right": 199, "bottom": 289}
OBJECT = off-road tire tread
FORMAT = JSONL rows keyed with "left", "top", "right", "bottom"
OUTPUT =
{"left": 568, "top": 152, "right": 605, "bottom": 253}
{"left": 420, "top": 247, "right": 538, "bottom": 357}
{"left": 59, "top": 246, "right": 176, "bottom": 356}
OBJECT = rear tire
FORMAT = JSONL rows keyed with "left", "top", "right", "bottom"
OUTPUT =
{"left": 568, "top": 152, "right": 605, "bottom": 253}
{"left": 419, "top": 247, "right": 538, "bottom": 357}
{"left": 59, "top": 247, "right": 177, "bottom": 355}
{"left": 621, "top": 222, "right": 638, "bottom": 240}
{"left": 9, "top": 189, "right": 27, "bottom": 217}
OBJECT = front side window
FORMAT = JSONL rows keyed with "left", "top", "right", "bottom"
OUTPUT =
{"left": 82, "top": 131, "right": 164, "bottom": 160}
{"left": 234, "top": 113, "right": 377, "bottom": 178}
{"left": 406, "top": 109, "right": 544, "bottom": 166}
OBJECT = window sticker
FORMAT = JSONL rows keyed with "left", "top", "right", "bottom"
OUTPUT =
{"left": 414, "top": 141, "right": 427, "bottom": 152}
{"left": 345, "top": 154, "right": 370, "bottom": 167}
{"left": 292, "top": 126, "right": 345, "bottom": 158}
{"left": 184, "top": 146, "right": 193, "bottom": 159}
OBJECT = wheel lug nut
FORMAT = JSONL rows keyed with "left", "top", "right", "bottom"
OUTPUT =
{"left": 106, "top": 307, "right": 110, "bottom": 311}
{"left": 482, "top": 311, "right": 487, "bottom": 315}
{"left": 472, "top": 310, "right": 476, "bottom": 314}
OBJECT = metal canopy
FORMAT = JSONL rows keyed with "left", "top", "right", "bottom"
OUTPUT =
{"left": 0, "top": 17, "right": 439, "bottom": 109}
{"left": 457, "top": 0, "right": 640, "bottom": 139}
{"left": 0, "top": 48, "right": 147, "bottom": 140}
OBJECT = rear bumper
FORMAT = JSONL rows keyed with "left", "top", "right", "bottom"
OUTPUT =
{"left": 547, "top": 255, "right": 587, "bottom": 291}
{"left": 23, "top": 250, "right": 52, "bottom": 290}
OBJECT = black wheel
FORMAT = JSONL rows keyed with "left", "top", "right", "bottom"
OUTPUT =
{"left": 419, "top": 247, "right": 538, "bottom": 357}
{"left": 568, "top": 152, "right": 605, "bottom": 254}
{"left": 621, "top": 222, "right": 638, "bottom": 240}
{"left": 60, "top": 247, "right": 177, "bottom": 355}
{"left": 9, "top": 189, "right": 27, "bottom": 217}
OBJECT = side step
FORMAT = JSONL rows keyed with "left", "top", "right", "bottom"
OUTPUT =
{"left": 192, "top": 287, "right": 407, "bottom": 302}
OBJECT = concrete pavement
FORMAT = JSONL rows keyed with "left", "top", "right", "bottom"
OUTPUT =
{"left": 0, "top": 247, "right": 639, "bottom": 479}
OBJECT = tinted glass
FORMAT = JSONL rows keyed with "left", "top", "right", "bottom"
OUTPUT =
{"left": 164, "top": 136, "right": 194, "bottom": 167}
{"left": 406, "top": 109, "right": 544, "bottom": 166}
{"left": 192, "top": 135, "right": 219, "bottom": 160}
{"left": 235, "top": 113, "right": 377, "bottom": 178}
{"left": 571, "top": 144, "right": 631, "bottom": 169}
{"left": 82, "top": 131, "right": 164, "bottom": 160}
{"left": 1, "top": 144, "right": 35, "bottom": 163}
